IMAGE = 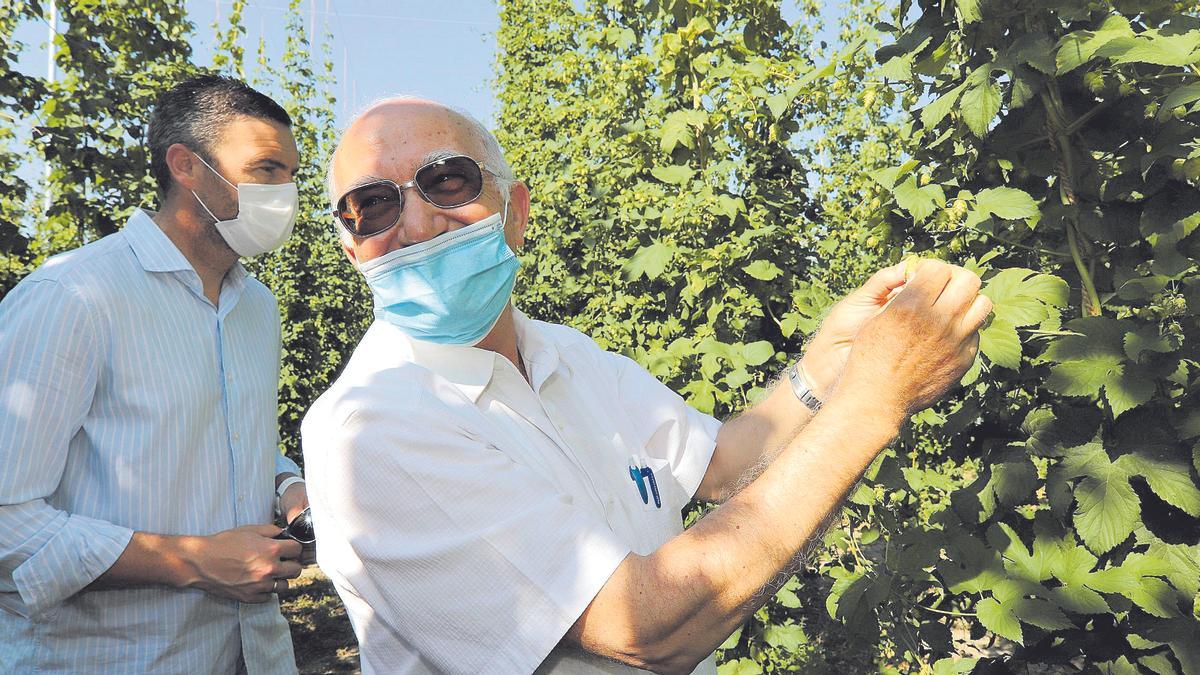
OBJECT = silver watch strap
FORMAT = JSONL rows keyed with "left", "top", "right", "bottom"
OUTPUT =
{"left": 787, "top": 362, "right": 823, "bottom": 412}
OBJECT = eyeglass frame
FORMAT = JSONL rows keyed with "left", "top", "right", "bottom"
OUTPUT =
{"left": 331, "top": 153, "right": 505, "bottom": 240}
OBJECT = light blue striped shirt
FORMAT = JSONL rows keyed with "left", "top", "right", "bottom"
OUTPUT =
{"left": 0, "top": 210, "right": 301, "bottom": 674}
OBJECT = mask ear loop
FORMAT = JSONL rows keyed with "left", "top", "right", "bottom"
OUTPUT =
{"left": 190, "top": 152, "right": 239, "bottom": 224}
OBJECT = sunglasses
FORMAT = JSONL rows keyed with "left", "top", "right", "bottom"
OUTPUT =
{"left": 334, "top": 154, "right": 495, "bottom": 238}
{"left": 274, "top": 506, "right": 315, "bottom": 545}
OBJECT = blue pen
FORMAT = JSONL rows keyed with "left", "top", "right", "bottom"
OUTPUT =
{"left": 628, "top": 459, "right": 649, "bottom": 504}
{"left": 638, "top": 455, "right": 662, "bottom": 509}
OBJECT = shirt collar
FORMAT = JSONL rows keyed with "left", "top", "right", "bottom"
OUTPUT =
{"left": 401, "top": 327, "right": 500, "bottom": 403}
{"left": 511, "top": 308, "right": 565, "bottom": 390}
{"left": 380, "top": 308, "right": 565, "bottom": 403}
{"left": 123, "top": 209, "right": 195, "bottom": 274}
{"left": 123, "top": 208, "right": 248, "bottom": 309}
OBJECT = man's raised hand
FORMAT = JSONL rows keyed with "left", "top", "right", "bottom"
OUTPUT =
{"left": 800, "top": 262, "right": 907, "bottom": 398}
{"left": 841, "top": 259, "right": 992, "bottom": 419}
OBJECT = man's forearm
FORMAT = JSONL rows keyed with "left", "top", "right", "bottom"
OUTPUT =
{"left": 701, "top": 356, "right": 827, "bottom": 501}
{"left": 89, "top": 532, "right": 197, "bottom": 591}
{"left": 571, "top": 380, "right": 903, "bottom": 671}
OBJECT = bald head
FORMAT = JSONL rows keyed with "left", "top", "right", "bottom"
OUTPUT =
{"left": 328, "top": 96, "right": 514, "bottom": 208}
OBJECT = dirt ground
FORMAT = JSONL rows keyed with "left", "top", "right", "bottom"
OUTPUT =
{"left": 280, "top": 566, "right": 361, "bottom": 674}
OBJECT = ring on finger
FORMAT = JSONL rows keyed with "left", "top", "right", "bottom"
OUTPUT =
{"left": 273, "top": 579, "right": 289, "bottom": 593}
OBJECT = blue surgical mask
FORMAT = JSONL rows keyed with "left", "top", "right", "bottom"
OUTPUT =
{"left": 359, "top": 209, "right": 520, "bottom": 345}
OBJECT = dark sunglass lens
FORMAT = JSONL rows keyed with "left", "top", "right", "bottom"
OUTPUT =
{"left": 415, "top": 156, "right": 483, "bottom": 208}
{"left": 340, "top": 183, "right": 403, "bottom": 236}
{"left": 286, "top": 508, "right": 316, "bottom": 544}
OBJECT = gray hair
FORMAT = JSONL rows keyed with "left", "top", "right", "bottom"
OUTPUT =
{"left": 326, "top": 95, "right": 515, "bottom": 209}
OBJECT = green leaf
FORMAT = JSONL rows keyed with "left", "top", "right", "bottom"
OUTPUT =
{"left": 1097, "top": 32, "right": 1200, "bottom": 67}
{"left": 718, "top": 658, "right": 763, "bottom": 675}
{"left": 933, "top": 657, "right": 978, "bottom": 675}
{"left": 1137, "top": 618, "right": 1200, "bottom": 673}
{"left": 1117, "top": 449, "right": 1200, "bottom": 517}
{"left": 743, "top": 260, "right": 782, "bottom": 281}
{"left": 1055, "top": 15, "right": 1134, "bottom": 74}
{"left": 1011, "top": 597, "right": 1074, "bottom": 630}
{"left": 893, "top": 176, "right": 945, "bottom": 222}
{"left": 1138, "top": 653, "right": 1179, "bottom": 675}
{"left": 766, "top": 93, "right": 791, "bottom": 120}
{"left": 1129, "top": 577, "right": 1183, "bottom": 618}
{"left": 974, "top": 187, "right": 1039, "bottom": 220}
{"left": 1124, "top": 325, "right": 1175, "bottom": 361}
{"left": 879, "top": 53, "right": 912, "bottom": 80}
{"left": 920, "top": 81, "right": 967, "bottom": 128}
{"left": 980, "top": 318, "right": 1021, "bottom": 369}
{"left": 1043, "top": 318, "right": 1153, "bottom": 415}
{"left": 1159, "top": 82, "right": 1200, "bottom": 122}
{"left": 976, "top": 597, "right": 1023, "bottom": 644}
{"left": 1046, "top": 356, "right": 1122, "bottom": 397}
{"left": 774, "top": 577, "right": 803, "bottom": 608}
{"left": 741, "top": 340, "right": 776, "bottom": 366}
{"left": 763, "top": 622, "right": 809, "bottom": 652}
{"left": 623, "top": 241, "right": 675, "bottom": 280}
{"left": 960, "top": 77, "right": 1001, "bottom": 137}
{"left": 954, "top": 0, "right": 981, "bottom": 23}
{"left": 649, "top": 165, "right": 694, "bottom": 185}
{"left": 1010, "top": 33, "right": 1057, "bottom": 74}
{"left": 982, "top": 268, "right": 1067, "bottom": 327}
{"left": 1097, "top": 657, "right": 1141, "bottom": 675}
{"left": 1052, "top": 583, "right": 1111, "bottom": 614}
{"left": 1105, "top": 363, "right": 1157, "bottom": 418}
{"left": 1074, "top": 473, "right": 1139, "bottom": 554}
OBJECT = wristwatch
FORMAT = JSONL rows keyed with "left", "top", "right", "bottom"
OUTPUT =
{"left": 275, "top": 476, "right": 305, "bottom": 517}
{"left": 787, "top": 361, "right": 824, "bottom": 413}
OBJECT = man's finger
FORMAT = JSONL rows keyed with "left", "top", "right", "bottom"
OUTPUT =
{"left": 934, "top": 267, "right": 982, "bottom": 314}
{"left": 900, "top": 259, "right": 954, "bottom": 306}
{"left": 274, "top": 560, "right": 303, "bottom": 579}
{"left": 247, "top": 524, "right": 285, "bottom": 538}
{"left": 275, "top": 538, "right": 303, "bottom": 560}
{"left": 960, "top": 294, "right": 994, "bottom": 334}
{"left": 273, "top": 578, "right": 289, "bottom": 594}
{"left": 857, "top": 262, "right": 907, "bottom": 300}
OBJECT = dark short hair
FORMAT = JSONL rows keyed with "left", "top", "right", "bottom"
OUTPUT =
{"left": 147, "top": 74, "right": 292, "bottom": 196}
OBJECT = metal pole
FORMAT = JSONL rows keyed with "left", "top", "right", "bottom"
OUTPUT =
{"left": 43, "top": 0, "right": 56, "bottom": 216}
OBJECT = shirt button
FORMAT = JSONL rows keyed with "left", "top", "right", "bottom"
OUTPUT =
{"left": 232, "top": 432, "right": 241, "bottom": 442}
{"left": 237, "top": 494, "right": 245, "bottom": 503}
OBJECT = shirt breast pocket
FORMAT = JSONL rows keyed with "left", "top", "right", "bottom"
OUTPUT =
{"left": 626, "top": 455, "right": 674, "bottom": 513}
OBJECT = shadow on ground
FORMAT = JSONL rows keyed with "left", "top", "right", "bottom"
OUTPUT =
{"left": 281, "top": 567, "right": 361, "bottom": 674}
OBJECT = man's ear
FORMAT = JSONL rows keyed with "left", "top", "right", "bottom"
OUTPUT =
{"left": 165, "top": 143, "right": 204, "bottom": 192}
{"left": 506, "top": 181, "right": 531, "bottom": 250}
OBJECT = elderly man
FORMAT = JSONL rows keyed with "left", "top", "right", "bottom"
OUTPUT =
{"left": 0, "top": 75, "right": 312, "bottom": 673}
{"left": 302, "top": 97, "right": 991, "bottom": 674}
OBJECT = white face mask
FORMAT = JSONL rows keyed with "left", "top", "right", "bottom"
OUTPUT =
{"left": 191, "top": 154, "right": 299, "bottom": 257}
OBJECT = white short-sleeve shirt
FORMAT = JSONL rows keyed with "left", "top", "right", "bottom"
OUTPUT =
{"left": 302, "top": 310, "right": 721, "bottom": 674}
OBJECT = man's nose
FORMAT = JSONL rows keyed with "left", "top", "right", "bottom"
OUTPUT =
{"left": 393, "top": 190, "right": 450, "bottom": 246}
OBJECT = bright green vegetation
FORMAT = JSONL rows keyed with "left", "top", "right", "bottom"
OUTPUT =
{"left": 3, "top": 0, "right": 1199, "bottom": 672}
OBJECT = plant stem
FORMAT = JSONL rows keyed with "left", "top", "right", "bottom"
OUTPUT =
{"left": 1066, "top": 220, "right": 1102, "bottom": 316}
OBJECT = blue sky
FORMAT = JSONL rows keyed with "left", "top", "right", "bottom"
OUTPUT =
{"left": 11, "top": 1, "right": 503, "bottom": 126}
{"left": 11, "top": 1, "right": 839, "bottom": 127}
{"left": 7, "top": 1, "right": 846, "bottom": 198}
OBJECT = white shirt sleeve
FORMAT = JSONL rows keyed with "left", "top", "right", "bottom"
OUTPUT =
{"left": 607, "top": 352, "right": 722, "bottom": 503}
{"left": 303, "top": 388, "right": 632, "bottom": 675}
{"left": 0, "top": 279, "right": 134, "bottom": 618}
